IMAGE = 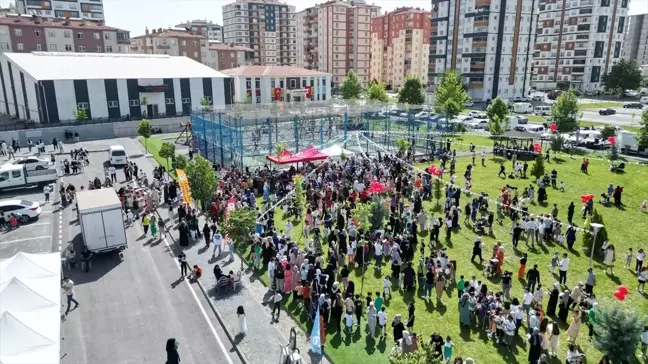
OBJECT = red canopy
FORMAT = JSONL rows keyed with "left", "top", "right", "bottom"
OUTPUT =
{"left": 292, "top": 146, "right": 329, "bottom": 163}
{"left": 368, "top": 182, "right": 385, "bottom": 193}
{"left": 266, "top": 149, "right": 296, "bottom": 164}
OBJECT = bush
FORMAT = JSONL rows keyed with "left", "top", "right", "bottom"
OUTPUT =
{"left": 172, "top": 154, "right": 188, "bottom": 170}
{"left": 582, "top": 208, "right": 608, "bottom": 252}
{"left": 593, "top": 303, "right": 646, "bottom": 362}
{"left": 529, "top": 155, "right": 545, "bottom": 181}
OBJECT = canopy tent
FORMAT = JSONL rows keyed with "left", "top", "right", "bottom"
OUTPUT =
{"left": 0, "top": 252, "right": 61, "bottom": 364}
{"left": 292, "top": 146, "right": 329, "bottom": 163}
{"left": 320, "top": 145, "right": 355, "bottom": 158}
{"left": 266, "top": 149, "right": 297, "bottom": 165}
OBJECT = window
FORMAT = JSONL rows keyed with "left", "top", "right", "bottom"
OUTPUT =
{"left": 64, "top": 31, "right": 71, "bottom": 38}
{"left": 108, "top": 101, "right": 118, "bottom": 108}
{"left": 96, "top": 45, "right": 102, "bottom": 52}
{"left": 77, "top": 32, "right": 84, "bottom": 39}
{"left": 93, "top": 32, "right": 100, "bottom": 40}
{"left": 166, "top": 98, "right": 175, "bottom": 105}
{"left": 36, "top": 43, "right": 42, "bottom": 51}
{"left": 78, "top": 45, "right": 86, "bottom": 52}
{"left": 48, "top": 30, "right": 55, "bottom": 37}
{"left": 597, "top": 16, "right": 607, "bottom": 32}
{"left": 16, "top": 43, "right": 24, "bottom": 50}
{"left": 77, "top": 102, "right": 89, "bottom": 110}
{"left": 617, "top": 17, "right": 625, "bottom": 33}
{"left": 182, "top": 98, "right": 190, "bottom": 104}
{"left": 106, "top": 46, "right": 113, "bottom": 52}
{"left": 104, "top": 33, "right": 111, "bottom": 40}
{"left": 290, "top": 79, "right": 296, "bottom": 88}
{"left": 182, "top": 40, "right": 186, "bottom": 46}
{"left": 14, "top": 29, "right": 22, "bottom": 36}
{"left": 594, "top": 41, "right": 604, "bottom": 57}
{"left": 129, "top": 99, "right": 139, "bottom": 107}
{"left": 65, "top": 44, "right": 73, "bottom": 51}
{"left": 34, "top": 29, "right": 40, "bottom": 36}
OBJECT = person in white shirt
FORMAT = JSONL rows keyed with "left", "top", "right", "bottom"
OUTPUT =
{"left": 559, "top": 253, "right": 570, "bottom": 285}
{"left": 212, "top": 231, "right": 223, "bottom": 257}
{"left": 271, "top": 291, "right": 283, "bottom": 320}
{"left": 504, "top": 316, "right": 517, "bottom": 349}
{"left": 526, "top": 218, "right": 537, "bottom": 247}
{"left": 61, "top": 277, "right": 79, "bottom": 315}
{"left": 109, "top": 166, "right": 117, "bottom": 183}
{"left": 285, "top": 221, "right": 293, "bottom": 238}
{"left": 481, "top": 150, "right": 486, "bottom": 166}
{"left": 523, "top": 289, "right": 534, "bottom": 320}
{"left": 383, "top": 276, "right": 392, "bottom": 298}
{"left": 377, "top": 306, "right": 388, "bottom": 338}
{"left": 374, "top": 241, "right": 384, "bottom": 268}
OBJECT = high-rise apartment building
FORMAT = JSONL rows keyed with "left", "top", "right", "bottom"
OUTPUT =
{"left": 222, "top": 0, "right": 297, "bottom": 66}
{"left": 0, "top": 15, "right": 130, "bottom": 54}
{"left": 15, "top": 0, "right": 105, "bottom": 21}
{"left": 429, "top": 0, "right": 536, "bottom": 100}
{"left": 296, "top": 0, "right": 380, "bottom": 86}
{"left": 622, "top": 13, "right": 648, "bottom": 66}
{"left": 176, "top": 20, "right": 224, "bottom": 43}
{"left": 532, "top": 0, "right": 629, "bottom": 92}
{"left": 370, "top": 7, "right": 431, "bottom": 89}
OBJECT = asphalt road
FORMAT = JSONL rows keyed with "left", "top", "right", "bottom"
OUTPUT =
{"left": 581, "top": 106, "right": 645, "bottom": 126}
{"left": 55, "top": 140, "right": 241, "bottom": 364}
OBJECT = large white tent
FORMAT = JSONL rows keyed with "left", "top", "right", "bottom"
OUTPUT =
{"left": 0, "top": 252, "right": 61, "bottom": 364}
{"left": 321, "top": 144, "right": 354, "bottom": 158}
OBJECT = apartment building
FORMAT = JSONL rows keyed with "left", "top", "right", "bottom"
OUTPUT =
{"left": 130, "top": 28, "right": 209, "bottom": 64}
{"left": 206, "top": 42, "right": 255, "bottom": 70}
{"left": 532, "top": 0, "right": 629, "bottom": 92}
{"left": 176, "top": 19, "right": 224, "bottom": 43}
{"left": 429, "top": 0, "right": 536, "bottom": 101}
{"left": 15, "top": 0, "right": 105, "bottom": 21}
{"left": 222, "top": 0, "right": 297, "bottom": 66}
{"left": 296, "top": 0, "right": 380, "bottom": 86}
{"left": 622, "top": 13, "right": 648, "bottom": 66}
{"left": 370, "top": 7, "right": 430, "bottom": 90}
{"left": 0, "top": 15, "right": 130, "bottom": 54}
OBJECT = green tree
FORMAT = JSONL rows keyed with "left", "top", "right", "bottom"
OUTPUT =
{"left": 398, "top": 75, "right": 425, "bottom": 105}
{"left": 365, "top": 81, "right": 389, "bottom": 102}
{"left": 274, "top": 142, "right": 287, "bottom": 161}
{"left": 433, "top": 70, "right": 469, "bottom": 125}
{"left": 529, "top": 155, "right": 546, "bottom": 181}
{"left": 73, "top": 106, "right": 88, "bottom": 121}
{"left": 549, "top": 133, "right": 565, "bottom": 154}
{"left": 551, "top": 89, "right": 580, "bottom": 132}
{"left": 138, "top": 119, "right": 153, "bottom": 154}
{"left": 433, "top": 178, "right": 443, "bottom": 207}
{"left": 609, "top": 144, "right": 619, "bottom": 161}
{"left": 293, "top": 174, "right": 305, "bottom": 219}
{"left": 601, "top": 59, "right": 643, "bottom": 92}
{"left": 340, "top": 70, "right": 363, "bottom": 100}
{"left": 389, "top": 341, "right": 443, "bottom": 364}
{"left": 352, "top": 203, "right": 372, "bottom": 233}
{"left": 638, "top": 109, "right": 648, "bottom": 148}
{"left": 172, "top": 154, "right": 188, "bottom": 170}
{"left": 200, "top": 97, "right": 213, "bottom": 111}
{"left": 368, "top": 196, "right": 388, "bottom": 231}
{"left": 158, "top": 141, "right": 176, "bottom": 171}
{"left": 582, "top": 209, "right": 608, "bottom": 253}
{"left": 221, "top": 208, "right": 256, "bottom": 247}
{"left": 486, "top": 97, "right": 510, "bottom": 136}
{"left": 593, "top": 303, "right": 646, "bottom": 363}
{"left": 245, "top": 94, "right": 252, "bottom": 104}
{"left": 600, "top": 125, "right": 616, "bottom": 139}
{"left": 185, "top": 155, "right": 217, "bottom": 210}
{"left": 395, "top": 138, "right": 410, "bottom": 157}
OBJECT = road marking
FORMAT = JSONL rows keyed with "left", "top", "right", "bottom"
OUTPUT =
{"left": 0, "top": 236, "right": 52, "bottom": 245}
{"left": 161, "top": 237, "right": 235, "bottom": 364}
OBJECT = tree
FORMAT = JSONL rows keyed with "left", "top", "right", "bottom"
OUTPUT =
{"left": 274, "top": 142, "right": 287, "bottom": 160}
{"left": 200, "top": 97, "right": 213, "bottom": 111}
{"left": 549, "top": 133, "right": 566, "bottom": 154}
{"left": 221, "top": 208, "right": 256, "bottom": 247}
{"left": 638, "top": 109, "right": 648, "bottom": 148}
{"left": 172, "top": 154, "right": 188, "bottom": 170}
{"left": 609, "top": 144, "right": 619, "bottom": 161}
{"left": 593, "top": 303, "right": 646, "bottom": 363}
{"left": 398, "top": 75, "right": 425, "bottom": 105}
{"left": 433, "top": 178, "right": 443, "bottom": 206}
{"left": 529, "top": 155, "right": 545, "bottom": 181}
{"left": 600, "top": 125, "right": 616, "bottom": 139}
{"left": 158, "top": 141, "right": 176, "bottom": 171}
{"left": 395, "top": 138, "right": 410, "bottom": 157}
{"left": 73, "top": 106, "right": 88, "bottom": 121}
{"left": 582, "top": 209, "right": 608, "bottom": 252}
{"left": 185, "top": 155, "right": 217, "bottom": 210}
{"left": 140, "top": 96, "right": 148, "bottom": 116}
{"left": 550, "top": 89, "right": 580, "bottom": 132}
{"left": 485, "top": 97, "right": 509, "bottom": 136}
{"left": 601, "top": 59, "right": 643, "bottom": 92}
{"left": 138, "top": 119, "right": 153, "bottom": 154}
{"left": 292, "top": 174, "right": 305, "bottom": 219}
{"left": 433, "top": 70, "right": 469, "bottom": 125}
{"left": 368, "top": 196, "right": 388, "bottom": 232}
{"left": 340, "top": 70, "right": 363, "bottom": 100}
{"left": 389, "top": 341, "right": 443, "bottom": 364}
{"left": 352, "top": 203, "right": 372, "bottom": 233}
{"left": 365, "top": 81, "right": 389, "bottom": 102}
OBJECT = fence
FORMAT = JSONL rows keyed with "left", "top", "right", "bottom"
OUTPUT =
{"left": 190, "top": 100, "right": 465, "bottom": 168}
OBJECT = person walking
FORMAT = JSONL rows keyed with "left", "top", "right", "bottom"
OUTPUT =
{"left": 558, "top": 253, "right": 569, "bottom": 285}
{"left": 61, "top": 277, "right": 79, "bottom": 315}
{"left": 43, "top": 184, "right": 51, "bottom": 203}
{"left": 212, "top": 231, "right": 223, "bottom": 257}
{"left": 150, "top": 215, "right": 157, "bottom": 238}
{"left": 142, "top": 214, "right": 150, "bottom": 236}
{"left": 237, "top": 306, "right": 247, "bottom": 336}
{"left": 109, "top": 166, "right": 117, "bottom": 183}
{"left": 367, "top": 302, "right": 377, "bottom": 337}
{"left": 526, "top": 264, "right": 540, "bottom": 292}
{"left": 271, "top": 291, "right": 283, "bottom": 321}
{"left": 157, "top": 218, "right": 166, "bottom": 239}
{"left": 165, "top": 338, "right": 180, "bottom": 364}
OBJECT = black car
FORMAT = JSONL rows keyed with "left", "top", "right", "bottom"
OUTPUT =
{"left": 599, "top": 108, "right": 616, "bottom": 115}
{"left": 623, "top": 103, "right": 644, "bottom": 109}
{"left": 513, "top": 126, "right": 527, "bottom": 132}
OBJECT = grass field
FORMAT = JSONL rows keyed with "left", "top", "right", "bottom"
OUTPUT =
{"left": 251, "top": 149, "right": 648, "bottom": 364}
{"left": 140, "top": 135, "right": 178, "bottom": 178}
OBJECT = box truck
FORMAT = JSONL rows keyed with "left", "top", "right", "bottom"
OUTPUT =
{"left": 617, "top": 130, "right": 648, "bottom": 156}
{"left": 76, "top": 188, "right": 128, "bottom": 253}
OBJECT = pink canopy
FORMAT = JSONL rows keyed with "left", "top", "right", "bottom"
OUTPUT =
{"left": 368, "top": 182, "right": 385, "bottom": 194}
{"left": 266, "top": 149, "right": 297, "bottom": 164}
{"left": 292, "top": 146, "right": 329, "bottom": 163}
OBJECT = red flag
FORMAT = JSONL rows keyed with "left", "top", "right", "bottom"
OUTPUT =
{"left": 613, "top": 290, "right": 627, "bottom": 301}
{"left": 534, "top": 143, "right": 542, "bottom": 153}
{"left": 550, "top": 123, "right": 558, "bottom": 132}
{"left": 580, "top": 194, "right": 594, "bottom": 203}
{"left": 608, "top": 136, "right": 616, "bottom": 145}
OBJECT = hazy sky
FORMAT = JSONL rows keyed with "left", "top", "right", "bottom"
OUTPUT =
{"left": 1, "top": 0, "right": 647, "bottom": 35}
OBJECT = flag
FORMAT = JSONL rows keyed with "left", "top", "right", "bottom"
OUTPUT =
{"left": 309, "top": 303, "right": 322, "bottom": 354}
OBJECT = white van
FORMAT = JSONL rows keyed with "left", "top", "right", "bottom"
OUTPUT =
{"left": 533, "top": 105, "right": 551, "bottom": 116}
{"left": 525, "top": 125, "right": 546, "bottom": 134}
{"left": 514, "top": 102, "right": 533, "bottom": 114}
{"left": 109, "top": 145, "right": 127, "bottom": 165}
{"left": 640, "top": 96, "right": 648, "bottom": 104}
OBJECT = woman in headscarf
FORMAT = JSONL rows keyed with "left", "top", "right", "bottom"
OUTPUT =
{"left": 331, "top": 292, "right": 344, "bottom": 332}
{"left": 166, "top": 338, "right": 180, "bottom": 364}
{"left": 546, "top": 283, "right": 560, "bottom": 316}
{"left": 458, "top": 293, "right": 472, "bottom": 327}
{"left": 558, "top": 290, "right": 571, "bottom": 322}
{"left": 495, "top": 246, "right": 504, "bottom": 275}
{"left": 392, "top": 314, "right": 405, "bottom": 344}
{"left": 527, "top": 327, "right": 543, "bottom": 363}
{"left": 565, "top": 310, "right": 582, "bottom": 344}
{"left": 604, "top": 244, "right": 616, "bottom": 276}
{"left": 366, "top": 302, "right": 377, "bottom": 337}
{"left": 435, "top": 271, "right": 446, "bottom": 304}
{"left": 400, "top": 330, "right": 412, "bottom": 354}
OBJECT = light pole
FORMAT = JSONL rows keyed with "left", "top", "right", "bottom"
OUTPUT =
{"left": 589, "top": 223, "right": 604, "bottom": 268}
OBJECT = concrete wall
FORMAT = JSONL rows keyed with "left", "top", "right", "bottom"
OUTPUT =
{"left": 0, "top": 117, "right": 186, "bottom": 146}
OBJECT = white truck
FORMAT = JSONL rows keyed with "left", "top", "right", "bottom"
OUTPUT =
{"left": 617, "top": 130, "right": 648, "bottom": 156}
{"left": 76, "top": 188, "right": 128, "bottom": 254}
{"left": 0, "top": 164, "right": 57, "bottom": 191}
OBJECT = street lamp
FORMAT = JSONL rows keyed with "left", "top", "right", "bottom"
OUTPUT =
{"left": 589, "top": 222, "right": 604, "bottom": 268}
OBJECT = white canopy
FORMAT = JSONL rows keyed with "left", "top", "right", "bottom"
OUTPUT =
{"left": 321, "top": 144, "right": 354, "bottom": 157}
{"left": 0, "top": 252, "right": 61, "bottom": 364}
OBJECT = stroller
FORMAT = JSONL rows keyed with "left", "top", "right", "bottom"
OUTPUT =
{"left": 599, "top": 193, "right": 611, "bottom": 206}
{"left": 473, "top": 216, "right": 488, "bottom": 234}
{"left": 483, "top": 258, "right": 499, "bottom": 278}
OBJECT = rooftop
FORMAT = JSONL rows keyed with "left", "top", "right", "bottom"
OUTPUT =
{"left": 132, "top": 28, "right": 207, "bottom": 40}
{"left": 208, "top": 43, "right": 254, "bottom": 52}
{"left": 0, "top": 14, "right": 127, "bottom": 32}
{"left": 1, "top": 52, "right": 230, "bottom": 81}
{"left": 220, "top": 65, "right": 329, "bottom": 77}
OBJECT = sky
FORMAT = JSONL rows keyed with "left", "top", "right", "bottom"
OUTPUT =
{"left": 1, "top": 0, "right": 647, "bottom": 35}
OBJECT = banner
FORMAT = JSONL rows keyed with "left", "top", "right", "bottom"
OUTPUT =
{"left": 274, "top": 88, "right": 282, "bottom": 101}
{"left": 176, "top": 169, "right": 193, "bottom": 205}
{"left": 309, "top": 303, "right": 322, "bottom": 354}
{"left": 306, "top": 86, "right": 312, "bottom": 99}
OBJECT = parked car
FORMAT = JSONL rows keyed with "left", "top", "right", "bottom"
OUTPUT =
{"left": 466, "top": 119, "right": 489, "bottom": 129}
{"left": 623, "top": 90, "right": 639, "bottom": 97}
{"left": 8, "top": 156, "right": 50, "bottom": 171}
{"left": 623, "top": 103, "right": 644, "bottom": 109}
{"left": 532, "top": 95, "right": 544, "bottom": 101}
{"left": 468, "top": 111, "right": 481, "bottom": 118}
{"left": 513, "top": 126, "right": 527, "bottom": 132}
{"left": 0, "top": 199, "right": 42, "bottom": 223}
{"left": 599, "top": 108, "right": 616, "bottom": 115}
{"left": 464, "top": 100, "right": 474, "bottom": 107}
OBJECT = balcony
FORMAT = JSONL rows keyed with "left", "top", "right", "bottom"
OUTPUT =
{"left": 472, "top": 47, "right": 486, "bottom": 53}
{"left": 472, "top": 41, "right": 487, "bottom": 49}
{"left": 577, "top": 24, "right": 590, "bottom": 31}
{"left": 431, "top": 26, "right": 438, "bottom": 33}
{"left": 572, "top": 67, "right": 585, "bottom": 74}
{"left": 470, "top": 82, "right": 484, "bottom": 87}
{"left": 476, "top": 0, "right": 491, "bottom": 7}
{"left": 474, "top": 20, "right": 489, "bottom": 28}
{"left": 473, "top": 26, "right": 488, "bottom": 33}
{"left": 470, "top": 61, "right": 485, "bottom": 68}
{"left": 580, "top": 0, "right": 593, "bottom": 5}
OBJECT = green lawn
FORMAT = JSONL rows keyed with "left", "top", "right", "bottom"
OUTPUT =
{"left": 250, "top": 152, "right": 648, "bottom": 364}
{"left": 578, "top": 102, "right": 624, "bottom": 110}
{"left": 139, "top": 136, "right": 177, "bottom": 178}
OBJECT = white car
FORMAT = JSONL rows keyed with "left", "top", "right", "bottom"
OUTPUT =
{"left": 464, "top": 101, "right": 474, "bottom": 107}
{"left": 468, "top": 111, "right": 481, "bottom": 118}
{"left": 0, "top": 199, "right": 42, "bottom": 223}
{"left": 467, "top": 120, "right": 489, "bottom": 129}
{"left": 532, "top": 95, "right": 544, "bottom": 101}
{"left": 9, "top": 156, "right": 50, "bottom": 171}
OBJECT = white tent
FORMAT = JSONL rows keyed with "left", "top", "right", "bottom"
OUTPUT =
{"left": 321, "top": 144, "right": 354, "bottom": 157}
{"left": 0, "top": 252, "right": 61, "bottom": 364}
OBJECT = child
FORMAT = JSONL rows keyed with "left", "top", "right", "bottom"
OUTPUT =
{"left": 641, "top": 200, "right": 647, "bottom": 212}
{"left": 625, "top": 248, "right": 634, "bottom": 269}
{"left": 457, "top": 275, "right": 465, "bottom": 298}
{"left": 365, "top": 292, "right": 373, "bottom": 308}
{"left": 549, "top": 252, "right": 559, "bottom": 274}
{"left": 189, "top": 265, "right": 203, "bottom": 280}
{"left": 9, "top": 214, "right": 18, "bottom": 230}
{"left": 377, "top": 306, "right": 387, "bottom": 338}
{"left": 559, "top": 181, "right": 565, "bottom": 192}
{"left": 125, "top": 209, "right": 134, "bottom": 226}
{"left": 383, "top": 276, "right": 392, "bottom": 298}
{"left": 443, "top": 336, "right": 455, "bottom": 362}
{"left": 374, "top": 292, "right": 384, "bottom": 312}
{"left": 344, "top": 312, "right": 354, "bottom": 333}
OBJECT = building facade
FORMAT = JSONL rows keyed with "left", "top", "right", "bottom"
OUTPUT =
{"left": 176, "top": 19, "right": 224, "bottom": 43}
{"left": 15, "top": 0, "right": 105, "bottom": 21}
{"left": 0, "top": 15, "right": 130, "bottom": 54}
{"left": 429, "top": 0, "right": 536, "bottom": 100}
{"left": 206, "top": 42, "right": 255, "bottom": 70}
{"left": 220, "top": 65, "right": 331, "bottom": 103}
{"left": 370, "top": 7, "right": 430, "bottom": 90}
{"left": 622, "top": 13, "right": 648, "bottom": 66}
{"left": 0, "top": 52, "right": 233, "bottom": 123}
{"left": 130, "top": 28, "right": 209, "bottom": 63}
{"left": 532, "top": 0, "right": 629, "bottom": 92}
{"left": 222, "top": 0, "right": 297, "bottom": 66}
{"left": 296, "top": 0, "right": 380, "bottom": 86}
